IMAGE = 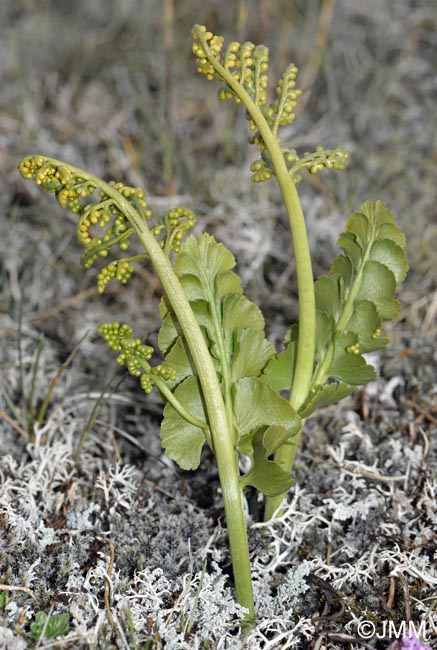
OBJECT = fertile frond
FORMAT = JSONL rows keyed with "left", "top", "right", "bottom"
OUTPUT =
{"left": 97, "top": 322, "right": 153, "bottom": 377}
{"left": 191, "top": 25, "right": 297, "bottom": 124}
{"left": 191, "top": 26, "right": 297, "bottom": 130}
{"left": 285, "top": 146, "right": 349, "bottom": 184}
{"left": 150, "top": 207, "right": 197, "bottom": 255}
{"left": 191, "top": 26, "right": 349, "bottom": 187}
{"left": 97, "top": 322, "right": 176, "bottom": 396}
{"left": 97, "top": 259, "right": 134, "bottom": 293}
{"left": 18, "top": 156, "right": 197, "bottom": 290}
{"left": 19, "top": 156, "right": 151, "bottom": 269}
{"left": 97, "top": 322, "right": 134, "bottom": 351}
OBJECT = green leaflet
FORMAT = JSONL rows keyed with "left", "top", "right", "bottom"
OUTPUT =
{"left": 158, "top": 233, "right": 276, "bottom": 470}
{"left": 230, "top": 328, "right": 276, "bottom": 380}
{"left": 160, "top": 376, "right": 207, "bottom": 470}
{"left": 160, "top": 337, "right": 195, "bottom": 387}
{"left": 309, "top": 201, "right": 407, "bottom": 398}
{"left": 355, "top": 260, "right": 399, "bottom": 321}
{"left": 369, "top": 238, "right": 408, "bottom": 285}
{"left": 239, "top": 429, "right": 294, "bottom": 496}
{"left": 234, "top": 377, "right": 301, "bottom": 446}
{"left": 174, "top": 233, "right": 242, "bottom": 300}
{"left": 329, "top": 331, "right": 377, "bottom": 384}
{"left": 234, "top": 378, "right": 301, "bottom": 496}
{"left": 315, "top": 311, "right": 335, "bottom": 358}
{"left": 299, "top": 382, "right": 355, "bottom": 418}
{"left": 159, "top": 299, "right": 210, "bottom": 355}
{"left": 346, "top": 300, "right": 389, "bottom": 353}
{"left": 261, "top": 325, "right": 298, "bottom": 392}
{"left": 30, "top": 612, "right": 70, "bottom": 641}
{"left": 314, "top": 274, "right": 342, "bottom": 318}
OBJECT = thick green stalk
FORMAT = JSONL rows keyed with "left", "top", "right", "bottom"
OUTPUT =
{"left": 262, "top": 164, "right": 309, "bottom": 520}
{"left": 196, "top": 37, "right": 316, "bottom": 519}
{"left": 105, "top": 179, "right": 255, "bottom": 622}
{"left": 38, "top": 159, "right": 256, "bottom": 623}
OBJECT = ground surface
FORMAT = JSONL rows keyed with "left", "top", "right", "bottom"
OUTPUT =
{"left": 0, "top": 1, "right": 436, "bottom": 648}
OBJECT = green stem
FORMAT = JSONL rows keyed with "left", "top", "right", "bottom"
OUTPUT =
{"left": 150, "top": 372, "right": 210, "bottom": 435}
{"left": 81, "top": 228, "right": 135, "bottom": 267}
{"left": 196, "top": 32, "right": 316, "bottom": 518}
{"left": 202, "top": 273, "right": 235, "bottom": 444}
{"left": 107, "top": 183, "right": 254, "bottom": 622}
{"left": 40, "top": 158, "right": 255, "bottom": 623}
{"left": 263, "top": 433, "right": 302, "bottom": 520}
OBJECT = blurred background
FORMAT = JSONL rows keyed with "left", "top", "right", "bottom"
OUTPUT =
{"left": 1, "top": 0, "right": 436, "bottom": 402}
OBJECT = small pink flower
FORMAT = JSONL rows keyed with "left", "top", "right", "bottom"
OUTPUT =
{"left": 387, "top": 632, "right": 432, "bottom": 650}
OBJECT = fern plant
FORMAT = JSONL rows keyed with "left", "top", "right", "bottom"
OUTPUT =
{"left": 18, "top": 25, "right": 407, "bottom": 626}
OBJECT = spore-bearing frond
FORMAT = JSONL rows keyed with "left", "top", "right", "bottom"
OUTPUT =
{"left": 97, "top": 259, "right": 134, "bottom": 293}
{"left": 18, "top": 156, "right": 197, "bottom": 296}
{"left": 264, "top": 64, "right": 301, "bottom": 133}
{"left": 97, "top": 322, "right": 176, "bottom": 394}
{"left": 150, "top": 207, "right": 197, "bottom": 255}
{"left": 191, "top": 26, "right": 278, "bottom": 116}
{"left": 280, "top": 146, "right": 349, "bottom": 184}
{"left": 74, "top": 180, "right": 152, "bottom": 268}
{"left": 97, "top": 322, "right": 134, "bottom": 351}
{"left": 19, "top": 156, "right": 152, "bottom": 269}
{"left": 192, "top": 26, "right": 349, "bottom": 187}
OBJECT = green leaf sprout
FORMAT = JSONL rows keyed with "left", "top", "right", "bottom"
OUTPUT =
{"left": 29, "top": 611, "right": 70, "bottom": 642}
{"left": 18, "top": 25, "right": 408, "bottom": 628}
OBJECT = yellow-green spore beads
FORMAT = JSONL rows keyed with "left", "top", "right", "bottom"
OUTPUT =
{"left": 154, "top": 365, "right": 176, "bottom": 382}
{"left": 371, "top": 328, "right": 382, "bottom": 339}
{"left": 56, "top": 187, "right": 75, "bottom": 209}
{"left": 74, "top": 181, "right": 95, "bottom": 198}
{"left": 97, "top": 260, "right": 134, "bottom": 293}
{"left": 250, "top": 159, "right": 272, "bottom": 183}
{"left": 154, "top": 207, "right": 197, "bottom": 253}
{"left": 223, "top": 41, "right": 240, "bottom": 72}
{"left": 248, "top": 132, "right": 267, "bottom": 153}
{"left": 269, "top": 64, "right": 302, "bottom": 128}
{"left": 117, "top": 338, "right": 154, "bottom": 376}
{"left": 55, "top": 165, "right": 74, "bottom": 188}
{"left": 105, "top": 214, "right": 129, "bottom": 239}
{"left": 76, "top": 199, "right": 134, "bottom": 263}
{"left": 20, "top": 158, "right": 97, "bottom": 214}
{"left": 253, "top": 45, "right": 269, "bottom": 107}
{"left": 347, "top": 342, "right": 361, "bottom": 355}
{"left": 191, "top": 26, "right": 224, "bottom": 80}
{"left": 330, "top": 149, "right": 349, "bottom": 171}
{"left": 218, "top": 87, "right": 235, "bottom": 102}
{"left": 284, "top": 149, "right": 299, "bottom": 164}
{"left": 18, "top": 156, "right": 44, "bottom": 179}
{"left": 166, "top": 207, "right": 195, "bottom": 229}
{"left": 109, "top": 182, "right": 152, "bottom": 219}
{"left": 37, "top": 162, "right": 61, "bottom": 190}
{"left": 307, "top": 147, "right": 349, "bottom": 174}
{"left": 290, "top": 147, "right": 350, "bottom": 178}
{"left": 238, "top": 41, "right": 255, "bottom": 85}
{"left": 97, "top": 322, "right": 133, "bottom": 351}
{"left": 140, "top": 364, "right": 176, "bottom": 394}
{"left": 140, "top": 373, "right": 154, "bottom": 394}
